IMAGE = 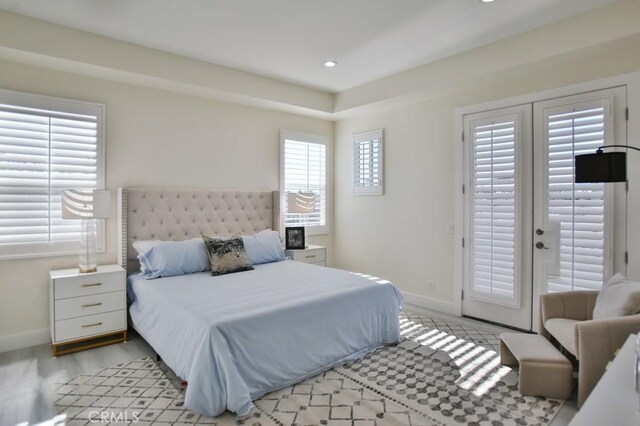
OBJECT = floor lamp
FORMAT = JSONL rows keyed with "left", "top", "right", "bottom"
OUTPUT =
{"left": 62, "top": 189, "right": 110, "bottom": 273}
{"left": 575, "top": 145, "right": 640, "bottom": 183}
{"left": 575, "top": 145, "right": 639, "bottom": 278}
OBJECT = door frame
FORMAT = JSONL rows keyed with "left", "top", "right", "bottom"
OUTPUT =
{"left": 453, "top": 71, "right": 640, "bottom": 321}
{"left": 461, "top": 104, "right": 534, "bottom": 330}
{"left": 531, "top": 88, "right": 625, "bottom": 328}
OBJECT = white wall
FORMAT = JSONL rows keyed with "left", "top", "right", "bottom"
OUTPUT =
{"left": 0, "top": 58, "right": 333, "bottom": 349}
{"left": 334, "top": 32, "right": 640, "bottom": 311}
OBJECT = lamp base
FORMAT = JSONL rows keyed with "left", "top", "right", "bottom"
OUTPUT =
{"left": 79, "top": 219, "right": 97, "bottom": 274}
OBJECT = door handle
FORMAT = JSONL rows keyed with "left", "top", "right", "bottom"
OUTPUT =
{"left": 535, "top": 242, "right": 550, "bottom": 250}
{"left": 536, "top": 228, "right": 544, "bottom": 236}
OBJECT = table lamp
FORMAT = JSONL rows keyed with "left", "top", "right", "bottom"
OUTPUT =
{"left": 62, "top": 189, "right": 110, "bottom": 273}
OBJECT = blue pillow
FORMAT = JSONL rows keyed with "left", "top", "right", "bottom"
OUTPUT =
{"left": 242, "top": 230, "right": 285, "bottom": 265}
{"left": 138, "top": 239, "right": 210, "bottom": 279}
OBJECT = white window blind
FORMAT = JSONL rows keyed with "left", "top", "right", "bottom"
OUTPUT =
{"left": 0, "top": 90, "right": 104, "bottom": 259}
{"left": 353, "top": 129, "right": 383, "bottom": 195}
{"left": 471, "top": 117, "right": 519, "bottom": 303}
{"left": 546, "top": 105, "right": 607, "bottom": 292}
{"left": 280, "top": 131, "right": 328, "bottom": 234}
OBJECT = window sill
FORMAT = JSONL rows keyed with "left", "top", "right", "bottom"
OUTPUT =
{"left": 305, "top": 226, "right": 329, "bottom": 236}
{"left": 0, "top": 247, "right": 106, "bottom": 261}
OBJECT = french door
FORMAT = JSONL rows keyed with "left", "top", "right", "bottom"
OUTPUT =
{"left": 462, "top": 105, "right": 533, "bottom": 330}
{"left": 463, "top": 87, "right": 625, "bottom": 330}
{"left": 531, "top": 88, "right": 625, "bottom": 323}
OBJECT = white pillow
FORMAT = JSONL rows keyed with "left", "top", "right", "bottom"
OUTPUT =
{"left": 132, "top": 238, "right": 202, "bottom": 273}
{"left": 592, "top": 273, "right": 640, "bottom": 319}
{"left": 132, "top": 240, "right": 162, "bottom": 255}
{"left": 139, "top": 238, "right": 210, "bottom": 279}
{"left": 132, "top": 240, "right": 163, "bottom": 273}
{"left": 242, "top": 230, "right": 285, "bottom": 265}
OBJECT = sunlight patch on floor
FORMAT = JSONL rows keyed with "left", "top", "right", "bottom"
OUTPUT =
{"left": 473, "top": 366, "right": 512, "bottom": 397}
{"left": 16, "top": 413, "right": 68, "bottom": 426}
{"left": 351, "top": 272, "right": 391, "bottom": 285}
{"left": 399, "top": 313, "right": 513, "bottom": 398}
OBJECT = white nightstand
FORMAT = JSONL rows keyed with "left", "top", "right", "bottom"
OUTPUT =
{"left": 285, "top": 244, "right": 326, "bottom": 266}
{"left": 49, "top": 264, "right": 127, "bottom": 356}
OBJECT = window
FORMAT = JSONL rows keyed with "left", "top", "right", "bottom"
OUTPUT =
{"left": 543, "top": 102, "right": 610, "bottom": 292}
{"left": 469, "top": 111, "right": 522, "bottom": 305}
{"left": 353, "top": 129, "right": 383, "bottom": 195}
{"left": 280, "top": 130, "right": 328, "bottom": 235}
{"left": 0, "top": 89, "right": 105, "bottom": 259}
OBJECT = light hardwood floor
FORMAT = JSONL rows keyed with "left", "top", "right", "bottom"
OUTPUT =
{"left": 0, "top": 332, "right": 155, "bottom": 426}
{"left": 0, "top": 308, "right": 577, "bottom": 426}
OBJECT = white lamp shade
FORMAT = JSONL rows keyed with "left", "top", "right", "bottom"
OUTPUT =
{"left": 62, "top": 189, "right": 110, "bottom": 219}
{"left": 287, "top": 192, "right": 316, "bottom": 214}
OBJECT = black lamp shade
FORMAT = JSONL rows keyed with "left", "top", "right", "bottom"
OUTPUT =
{"left": 575, "top": 152, "right": 626, "bottom": 183}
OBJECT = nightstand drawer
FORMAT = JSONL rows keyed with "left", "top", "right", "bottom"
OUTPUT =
{"left": 54, "top": 291, "right": 125, "bottom": 321}
{"left": 54, "top": 310, "right": 126, "bottom": 343}
{"left": 289, "top": 248, "right": 326, "bottom": 263}
{"left": 54, "top": 271, "right": 124, "bottom": 300}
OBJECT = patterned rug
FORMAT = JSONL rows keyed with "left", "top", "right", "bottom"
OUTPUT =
{"left": 54, "top": 312, "right": 564, "bottom": 425}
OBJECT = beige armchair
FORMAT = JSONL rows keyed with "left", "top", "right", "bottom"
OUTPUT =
{"left": 539, "top": 291, "right": 640, "bottom": 407}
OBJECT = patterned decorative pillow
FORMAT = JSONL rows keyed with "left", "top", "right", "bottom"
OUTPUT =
{"left": 202, "top": 235, "right": 254, "bottom": 276}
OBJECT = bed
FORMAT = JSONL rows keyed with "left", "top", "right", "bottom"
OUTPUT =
{"left": 118, "top": 188, "right": 403, "bottom": 417}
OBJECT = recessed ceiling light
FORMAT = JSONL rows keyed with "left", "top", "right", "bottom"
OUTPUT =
{"left": 323, "top": 60, "right": 337, "bottom": 68}
{"left": 481, "top": 0, "right": 495, "bottom": 3}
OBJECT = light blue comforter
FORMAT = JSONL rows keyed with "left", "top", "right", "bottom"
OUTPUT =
{"left": 128, "top": 260, "right": 403, "bottom": 416}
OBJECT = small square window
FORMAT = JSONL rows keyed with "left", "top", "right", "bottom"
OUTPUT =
{"left": 353, "top": 129, "right": 383, "bottom": 195}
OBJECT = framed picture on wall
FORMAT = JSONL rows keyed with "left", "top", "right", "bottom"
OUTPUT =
{"left": 285, "top": 226, "right": 305, "bottom": 250}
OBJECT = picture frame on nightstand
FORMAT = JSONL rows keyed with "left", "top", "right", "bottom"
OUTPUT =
{"left": 285, "top": 226, "right": 305, "bottom": 250}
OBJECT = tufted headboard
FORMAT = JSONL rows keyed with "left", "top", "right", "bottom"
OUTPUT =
{"left": 117, "top": 188, "right": 281, "bottom": 273}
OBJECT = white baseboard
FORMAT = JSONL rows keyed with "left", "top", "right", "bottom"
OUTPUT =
{"left": 403, "top": 292, "right": 456, "bottom": 315}
{"left": 0, "top": 328, "right": 49, "bottom": 353}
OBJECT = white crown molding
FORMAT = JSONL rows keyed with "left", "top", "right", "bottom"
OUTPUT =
{"left": 334, "top": 0, "right": 640, "bottom": 117}
{"left": 0, "top": 10, "right": 334, "bottom": 120}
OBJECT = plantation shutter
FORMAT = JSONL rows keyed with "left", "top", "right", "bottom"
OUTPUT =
{"left": 353, "top": 130, "right": 383, "bottom": 195}
{"left": 0, "top": 90, "right": 103, "bottom": 258}
{"left": 470, "top": 114, "right": 520, "bottom": 304}
{"left": 282, "top": 132, "right": 327, "bottom": 233}
{"left": 545, "top": 103, "right": 609, "bottom": 292}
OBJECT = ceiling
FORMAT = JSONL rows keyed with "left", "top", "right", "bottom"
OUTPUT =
{"left": 0, "top": 0, "right": 620, "bottom": 93}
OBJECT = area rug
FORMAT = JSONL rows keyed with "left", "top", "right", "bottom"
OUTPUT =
{"left": 54, "top": 312, "right": 564, "bottom": 425}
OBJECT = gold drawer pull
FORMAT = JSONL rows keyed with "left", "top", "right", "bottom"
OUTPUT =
{"left": 305, "top": 255, "right": 316, "bottom": 259}
{"left": 81, "top": 302, "right": 103, "bottom": 308}
{"left": 81, "top": 282, "right": 102, "bottom": 288}
{"left": 81, "top": 322, "right": 103, "bottom": 328}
